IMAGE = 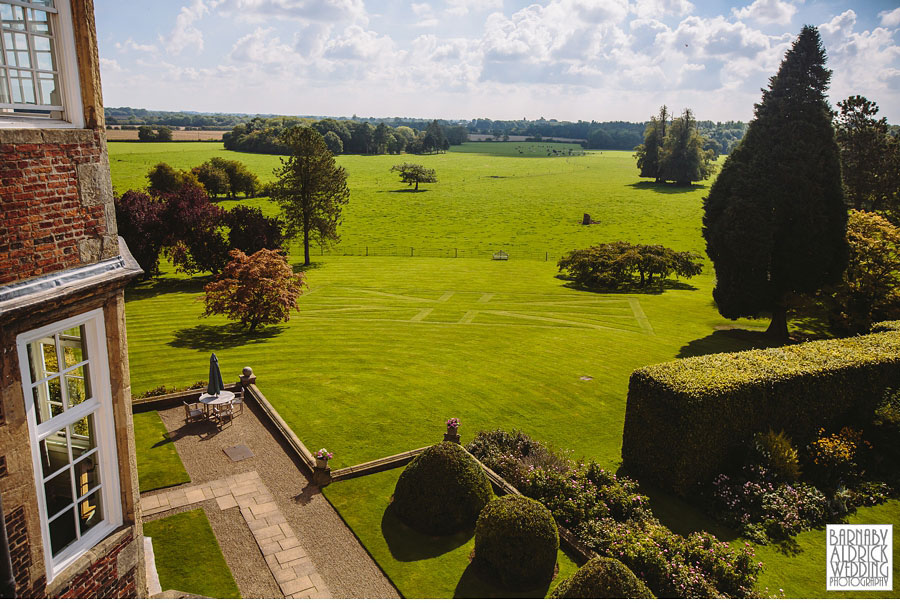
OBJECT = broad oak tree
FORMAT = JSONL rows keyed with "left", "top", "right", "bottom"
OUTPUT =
{"left": 272, "top": 127, "right": 350, "bottom": 266}
{"left": 703, "top": 26, "right": 848, "bottom": 339}
{"left": 390, "top": 163, "right": 437, "bottom": 191}
{"left": 203, "top": 249, "right": 306, "bottom": 332}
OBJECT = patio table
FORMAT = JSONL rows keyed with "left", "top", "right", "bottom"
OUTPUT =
{"left": 198, "top": 391, "right": 235, "bottom": 418}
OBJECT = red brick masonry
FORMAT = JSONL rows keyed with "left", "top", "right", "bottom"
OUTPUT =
{"left": 0, "top": 130, "right": 108, "bottom": 285}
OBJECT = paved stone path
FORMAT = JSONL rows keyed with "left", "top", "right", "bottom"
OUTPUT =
{"left": 142, "top": 471, "right": 329, "bottom": 599}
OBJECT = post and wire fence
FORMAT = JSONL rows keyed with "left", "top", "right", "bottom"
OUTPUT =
{"left": 310, "top": 244, "right": 563, "bottom": 262}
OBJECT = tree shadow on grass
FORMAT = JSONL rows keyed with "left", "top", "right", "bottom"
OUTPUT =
{"left": 627, "top": 181, "right": 708, "bottom": 194}
{"left": 556, "top": 274, "right": 698, "bottom": 295}
{"left": 381, "top": 503, "right": 474, "bottom": 562}
{"left": 168, "top": 324, "right": 284, "bottom": 351}
{"left": 676, "top": 327, "right": 779, "bottom": 358}
{"left": 291, "top": 260, "right": 325, "bottom": 273}
{"left": 384, "top": 188, "right": 430, "bottom": 193}
{"left": 126, "top": 275, "right": 211, "bottom": 302}
{"left": 454, "top": 560, "right": 555, "bottom": 599}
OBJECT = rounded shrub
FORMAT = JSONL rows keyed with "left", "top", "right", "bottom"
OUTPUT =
{"left": 392, "top": 442, "right": 492, "bottom": 535}
{"left": 473, "top": 495, "right": 559, "bottom": 590}
{"left": 550, "top": 556, "right": 655, "bottom": 599}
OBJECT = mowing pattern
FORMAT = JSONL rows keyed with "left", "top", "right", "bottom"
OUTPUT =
{"left": 299, "top": 287, "right": 653, "bottom": 335}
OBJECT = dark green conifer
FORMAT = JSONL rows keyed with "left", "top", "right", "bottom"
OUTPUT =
{"left": 703, "top": 25, "right": 847, "bottom": 339}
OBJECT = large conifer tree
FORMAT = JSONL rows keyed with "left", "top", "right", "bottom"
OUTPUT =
{"left": 703, "top": 26, "right": 847, "bottom": 339}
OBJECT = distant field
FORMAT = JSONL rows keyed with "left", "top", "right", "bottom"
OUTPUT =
{"left": 106, "top": 129, "right": 227, "bottom": 141}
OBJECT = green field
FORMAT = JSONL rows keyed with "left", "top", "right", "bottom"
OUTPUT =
{"left": 114, "top": 141, "right": 895, "bottom": 598}
{"left": 132, "top": 410, "right": 191, "bottom": 492}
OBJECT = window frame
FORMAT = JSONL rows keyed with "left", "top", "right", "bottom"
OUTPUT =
{"left": 16, "top": 307, "right": 122, "bottom": 584}
{"left": 0, "top": 0, "right": 84, "bottom": 128}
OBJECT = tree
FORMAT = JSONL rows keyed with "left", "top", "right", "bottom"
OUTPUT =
{"left": 703, "top": 26, "right": 848, "bottom": 339}
{"left": 225, "top": 205, "right": 286, "bottom": 255}
{"left": 209, "top": 157, "right": 259, "bottom": 198}
{"left": 323, "top": 131, "right": 343, "bottom": 155}
{"left": 162, "top": 184, "right": 228, "bottom": 274}
{"left": 147, "top": 162, "right": 201, "bottom": 194}
{"left": 373, "top": 122, "right": 390, "bottom": 154}
{"left": 114, "top": 190, "right": 165, "bottom": 278}
{"left": 557, "top": 241, "right": 702, "bottom": 289}
{"left": 423, "top": 119, "right": 449, "bottom": 153}
{"left": 820, "top": 210, "right": 900, "bottom": 334}
{"left": 634, "top": 106, "right": 668, "bottom": 182}
{"left": 272, "top": 127, "right": 350, "bottom": 266}
{"left": 137, "top": 125, "right": 156, "bottom": 141}
{"left": 202, "top": 249, "right": 306, "bottom": 331}
{"left": 659, "top": 108, "right": 716, "bottom": 185}
{"left": 390, "top": 163, "right": 437, "bottom": 191}
{"left": 192, "top": 162, "right": 230, "bottom": 198}
{"left": 156, "top": 126, "right": 173, "bottom": 141}
{"left": 834, "top": 95, "right": 899, "bottom": 219}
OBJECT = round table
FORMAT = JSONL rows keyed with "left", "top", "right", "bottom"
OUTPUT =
{"left": 198, "top": 391, "right": 235, "bottom": 417}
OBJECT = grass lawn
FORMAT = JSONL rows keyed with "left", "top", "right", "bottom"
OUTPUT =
{"left": 144, "top": 508, "right": 240, "bottom": 598}
{"left": 112, "top": 141, "right": 895, "bottom": 598}
{"left": 132, "top": 410, "right": 191, "bottom": 492}
{"left": 322, "top": 467, "right": 579, "bottom": 598}
{"left": 752, "top": 500, "right": 900, "bottom": 599}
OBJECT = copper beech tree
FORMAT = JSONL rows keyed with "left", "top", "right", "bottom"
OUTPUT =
{"left": 202, "top": 249, "right": 306, "bottom": 331}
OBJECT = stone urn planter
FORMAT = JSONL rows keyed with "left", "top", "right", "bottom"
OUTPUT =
{"left": 315, "top": 458, "right": 328, "bottom": 469}
{"left": 444, "top": 418, "right": 461, "bottom": 444}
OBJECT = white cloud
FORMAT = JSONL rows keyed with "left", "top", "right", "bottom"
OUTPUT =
{"left": 879, "top": 7, "right": 900, "bottom": 28}
{"left": 162, "top": 0, "right": 210, "bottom": 55}
{"left": 444, "top": 0, "right": 502, "bottom": 17}
{"left": 99, "top": 57, "right": 124, "bottom": 74}
{"left": 411, "top": 3, "right": 439, "bottom": 27}
{"left": 732, "top": 0, "right": 798, "bottom": 26}
{"left": 632, "top": 0, "right": 694, "bottom": 20}
{"left": 115, "top": 38, "right": 159, "bottom": 53}
{"left": 215, "top": 0, "right": 367, "bottom": 23}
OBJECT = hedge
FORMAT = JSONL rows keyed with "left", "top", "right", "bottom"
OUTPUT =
{"left": 621, "top": 329, "right": 900, "bottom": 494}
{"left": 550, "top": 556, "right": 654, "bottom": 599}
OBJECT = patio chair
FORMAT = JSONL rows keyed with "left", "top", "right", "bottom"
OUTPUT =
{"left": 232, "top": 391, "right": 244, "bottom": 415}
{"left": 214, "top": 402, "right": 235, "bottom": 428}
{"left": 184, "top": 401, "right": 205, "bottom": 423}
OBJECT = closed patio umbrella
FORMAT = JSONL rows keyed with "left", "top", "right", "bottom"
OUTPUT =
{"left": 207, "top": 353, "right": 225, "bottom": 396}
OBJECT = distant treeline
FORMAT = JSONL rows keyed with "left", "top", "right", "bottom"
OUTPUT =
{"left": 223, "top": 117, "right": 467, "bottom": 155}
{"left": 105, "top": 107, "right": 750, "bottom": 154}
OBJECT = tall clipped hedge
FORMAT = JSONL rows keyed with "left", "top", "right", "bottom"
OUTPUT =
{"left": 622, "top": 330, "right": 900, "bottom": 493}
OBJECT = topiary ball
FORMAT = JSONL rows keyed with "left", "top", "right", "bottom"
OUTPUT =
{"left": 392, "top": 441, "right": 492, "bottom": 535}
{"left": 550, "top": 556, "right": 655, "bottom": 599}
{"left": 473, "top": 495, "right": 559, "bottom": 590}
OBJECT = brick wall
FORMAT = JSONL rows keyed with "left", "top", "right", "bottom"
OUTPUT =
{"left": 4, "top": 504, "right": 46, "bottom": 598}
{"left": 0, "top": 129, "right": 118, "bottom": 286}
{"left": 55, "top": 534, "right": 136, "bottom": 599}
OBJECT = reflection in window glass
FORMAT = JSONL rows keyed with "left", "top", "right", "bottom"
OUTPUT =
{"left": 65, "top": 365, "right": 90, "bottom": 407}
{"left": 44, "top": 469, "right": 72, "bottom": 517}
{"left": 70, "top": 413, "right": 96, "bottom": 459}
{"left": 62, "top": 326, "right": 86, "bottom": 367}
{"left": 41, "top": 340, "right": 58, "bottom": 373}
{"left": 39, "top": 429, "right": 69, "bottom": 476}
{"left": 74, "top": 453, "right": 99, "bottom": 497}
{"left": 79, "top": 489, "right": 103, "bottom": 535}
{"left": 49, "top": 508, "right": 76, "bottom": 556}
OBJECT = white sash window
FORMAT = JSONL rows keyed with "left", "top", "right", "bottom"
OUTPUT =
{"left": 17, "top": 308, "right": 122, "bottom": 582}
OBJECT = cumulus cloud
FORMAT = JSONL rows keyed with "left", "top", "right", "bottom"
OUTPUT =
{"left": 162, "top": 0, "right": 210, "bottom": 55}
{"left": 879, "top": 7, "right": 900, "bottom": 28}
{"left": 115, "top": 38, "right": 159, "bottom": 53}
{"left": 99, "top": 57, "right": 124, "bottom": 74}
{"left": 444, "top": 0, "right": 502, "bottom": 17}
{"left": 632, "top": 0, "right": 694, "bottom": 20}
{"left": 411, "top": 3, "right": 438, "bottom": 27}
{"left": 732, "top": 0, "right": 798, "bottom": 26}
{"left": 215, "top": 0, "right": 367, "bottom": 23}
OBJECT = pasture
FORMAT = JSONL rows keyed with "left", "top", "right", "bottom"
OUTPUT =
{"left": 113, "top": 141, "right": 873, "bottom": 597}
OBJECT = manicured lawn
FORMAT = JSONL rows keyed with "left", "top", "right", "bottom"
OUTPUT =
{"left": 322, "top": 467, "right": 580, "bottom": 598}
{"left": 144, "top": 509, "right": 240, "bottom": 598}
{"left": 132, "top": 410, "right": 191, "bottom": 492}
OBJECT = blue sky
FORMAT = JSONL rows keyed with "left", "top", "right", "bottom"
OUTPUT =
{"left": 94, "top": 0, "right": 900, "bottom": 122}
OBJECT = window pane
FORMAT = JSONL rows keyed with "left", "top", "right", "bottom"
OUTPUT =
{"left": 37, "top": 72, "right": 56, "bottom": 105}
{"left": 34, "top": 377, "right": 63, "bottom": 424}
{"left": 34, "top": 36, "right": 54, "bottom": 70}
{"left": 42, "top": 339, "right": 58, "bottom": 373}
{"left": 49, "top": 508, "right": 76, "bottom": 556}
{"left": 44, "top": 468, "right": 73, "bottom": 517}
{"left": 0, "top": 68, "right": 8, "bottom": 103}
{"left": 70, "top": 413, "right": 97, "bottom": 460}
{"left": 39, "top": 429, "right": 69, "bottom": 476}
{"left": 9, "top": 68, "right": 35, "bottom": 104}
{"left": 26, "top": 8, "right": 50, "bottom": 34}
{"left": 25, "top": 341, "right": 38, "bottom": 383}
{"left": 74, "top": 453, "right": 100, "bottom": 498}
{"left": 65, "top": 365, "right": 90, "bottom": 407}
{"left": 78, "top": 489, "right": 103, "bottom": 535}
{"left": 2, "top": 5, "right": 25, "bottom": 30}
{"left": 62, "top": 326, "right": 87, "bottom": 367}
{"left": 0, "top": 3, "right": 14, "bottom": 25}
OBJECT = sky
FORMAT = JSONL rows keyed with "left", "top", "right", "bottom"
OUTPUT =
{"left": 94, "top": 0, "right": 900, "bottom": 123}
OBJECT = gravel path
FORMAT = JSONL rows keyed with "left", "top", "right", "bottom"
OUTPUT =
{"left": 153, "top": 400, "right": 399, "bottom": 599}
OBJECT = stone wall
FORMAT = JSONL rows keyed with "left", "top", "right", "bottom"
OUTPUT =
{"left": 0, "top": 128, "right": 118, "bottom": 286}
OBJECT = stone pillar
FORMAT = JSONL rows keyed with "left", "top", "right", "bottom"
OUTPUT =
{"left": 239, "top": 367, "right": 257, "bottom": 391}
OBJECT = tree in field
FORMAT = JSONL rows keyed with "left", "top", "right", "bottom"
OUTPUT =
{"left": 156, "top": 126, "right": 173, "bottom": 142}
{"left": 835, "top": 95, "right": 900, "bottom": 220}
{"left": 634, "top": 105, "right": 668, "bottom": 182}
{"left": 202, "top": 249, "right": 306, "bottom": 331}
{"left": 272, "top": 127, "right": 350, "bottom": 266}
{"left": 192, "top": 162, "right": 230, "bottom": 198}
{"left": 208, "top": 157, "right": 260, "bottom": 198}
{"left": 659, "top": 108, "right": 716, "bottom": 186}
{"left": 114, "top": 190, "right": 165, "bottom": 278}
{"left": 703, "top": 26, "right": 848, "bottom": 339}
{"left": 147, "top": 162, "right": 202, "bottom": 195}
{"left": 820, "top": 210, "right": 900, "bottom": 334}
{"left": 163, "top": 184, "right": 229, "bottom": 274}
{"left": 391, "top": 163, "right": 437, "bottom": 191}
{"left": 323, "top": 131, "right": 343, "bottom": 155}
{"left": 557, "top": 241, "right": 702, "bottom": 290}
{"left": 423, "top": 119, "right": 449, "bottom": 153}
{"left": 225, "top": 205, "right": 286, "bottom": 255}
